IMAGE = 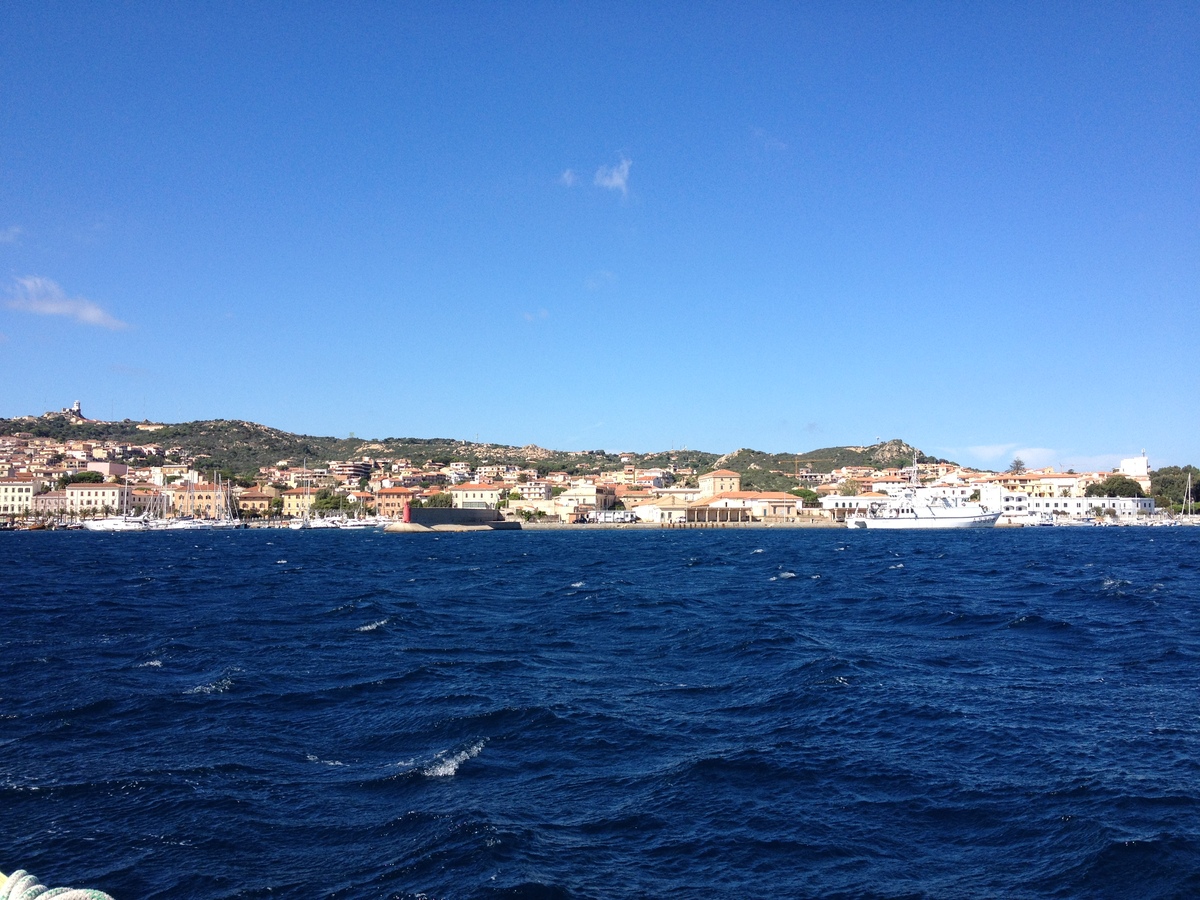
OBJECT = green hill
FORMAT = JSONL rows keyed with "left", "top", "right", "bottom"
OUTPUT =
{"left": 0, "top": 415, "right": 950, "bottom": 485}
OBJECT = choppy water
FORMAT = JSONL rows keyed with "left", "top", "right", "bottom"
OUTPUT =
{"left": 3, "top": 528, "right": 1200, "bottom": 899}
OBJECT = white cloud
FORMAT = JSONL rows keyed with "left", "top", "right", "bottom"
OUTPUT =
{"left": 0, "top": 226, "right": 21, "bottom": 243}
{"left": 558, "top": 169, "right": 578, "bottom": 187}
{"left": 6, "top": 276, "right": 128, "bottom": 330}
{"left": 1011, "top": 447, "right": 1060, "bottom": 469}
{"left": 966, "top": 443, "right": 1019, "bottom": 462}
{"left": 594, "top": 156, "right": 632, "bottom": 196}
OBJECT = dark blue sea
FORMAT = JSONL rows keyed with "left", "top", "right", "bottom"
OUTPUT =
{"left": 3, "top": 528, "right": 1200, "bottom": 899}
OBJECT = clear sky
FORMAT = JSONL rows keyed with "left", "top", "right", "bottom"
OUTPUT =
{"left": 1, "top": 3, "right": 1196, "bottom": 471}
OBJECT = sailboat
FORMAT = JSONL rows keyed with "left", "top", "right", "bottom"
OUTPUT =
{"left": 209, "top": 473, "right": 247, "bottom": 528}
{"left": 290, "top": 460, "right": 313, "bottom": 529}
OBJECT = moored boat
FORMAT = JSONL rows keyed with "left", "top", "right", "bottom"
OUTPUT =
{"left": 846, "top": 488, "right": 1000, "bottom": 529}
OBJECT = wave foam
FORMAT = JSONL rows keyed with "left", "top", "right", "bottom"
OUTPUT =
{"left": 423, "top": 740, "right": 486, "bottom": 777}
{"left": 306, "top": 753, "right": 345, "bottom": 766}
{"left": 357, "top": 618, "right": 389, "bottom": 632}
{"left": 185, "top": 676, "right": 233, "bottom": 695}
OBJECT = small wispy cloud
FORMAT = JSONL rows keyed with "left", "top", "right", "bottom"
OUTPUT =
{"left": 585, "top": 270, "right": 615, "bottom": 292}
{"left": 0, "top": 226, "right": 21, "bottom": 244}
{"left": 6, "top": 276, "right": 128, "bottom": 330}
{"left": 751, "top": 127, "right": 787, "bottom": 152}
{"left": 1058, "top": 453, "right": 1122, "bottom": 473}
{"left": 594, "top": 156, "right": 632, "bottom": 197}
{"left": 522, "top": 308, "right": 549, "bottom": 322}
{"left": 558, "top": 169, "right": 578, "bottom": 187}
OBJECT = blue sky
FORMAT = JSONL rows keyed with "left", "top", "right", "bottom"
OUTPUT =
{"left": 1, "top": 3, "right": 1196, "bottom": 471}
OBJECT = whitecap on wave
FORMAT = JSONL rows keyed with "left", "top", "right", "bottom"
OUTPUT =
{"left": 357, "top": 618, "right": 389, "bottom": 632}
{"left": 185, "top": 676, "right": 233, "bottom": 695}
{"left": 138, "top": 659, "right": 163, "bottom": 668}
{"left": 570, "top": 581, "right": 585, "bottom": 589}
{"left": 423, "top": 740, "right": 486, "bottom": 777}
{"left": 305, "top": 753, "right": 345, "bottom": 767}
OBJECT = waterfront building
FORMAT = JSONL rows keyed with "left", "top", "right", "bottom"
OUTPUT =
{"left": 170, "top": 483, "right": 234, "bottom": 519}
{"left": 281, "top": 488, "right": 316, "bottom": 519}
{"left": 698, "top": 469, "right": 741, "bottom": 498}
{"left": 64, "top": 483, "right": 122, "bottom": 515}
{"left": 375, "top": 487, "right": 414, "bottom": 518}
{"left": 629, "top": 496, "right": 690, "bottom": 524}
{"left": 555, "top": 482, "right": 616, "bottom": 512}
{"left": 1029, "top": 495, "right": 1154, "bottom": 521}
{"left": 32, "top": 490, "right": 69, "bottom": 517}
{"left": 450, "top": 483, "right": 504, "bottom": 509}
{"left": 237, "top": 488, "right": 275, "bottom": 517}
{"left": 821, "top": 492, "right": 887, "bottom": 523}
{"left": 0, "top": 478, "right": 37, "bottom": 516}
{"left": 688, "top": 491, "right": 802, "bottom": 523}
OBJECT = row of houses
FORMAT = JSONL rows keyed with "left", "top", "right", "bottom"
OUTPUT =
{"left": 0, "top": 418, "right": 1161, "bottom": 526}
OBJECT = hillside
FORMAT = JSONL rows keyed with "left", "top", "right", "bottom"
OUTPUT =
{"left": 0, "top": 415, "right": 949, "bottom": 485}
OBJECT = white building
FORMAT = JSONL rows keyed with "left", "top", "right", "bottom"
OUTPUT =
{"left": 515, "top": 481, "right": 553, "bottom": 501}
{"left": 0, "top": 479, "right": 37, "bottom": 515}
{"left": 450, "top": 483, "right": 504, "bottom": 509}
{"left": 1028, "top": 495, "right": 1154, "bottom": 521}
{"left": 979, "top": 485, "right": 1031, "bottom": 526}
{"left": 1117, "top": 453, "right": 1152, "bottom": 494}
{"left": 64, "top": 483, "right": 123, "bottom": 514}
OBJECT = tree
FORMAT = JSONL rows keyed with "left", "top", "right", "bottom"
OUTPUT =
{"left": 312, "top": 489, "right": 349, "bottom": 513}
{"left": 1008, "top": 458, "right": 1026, "bottom": 475}
{"left": 417, "top": 492, "right": 452, "bottom": 508}
{"left": 789, "top": 487, "right": 820, "bottom": 507}
{"left": 57, "top": 470, "right": 105, "bottom": 489}
{"left": 839, "top": 479, "right": 861, "bottom": 496}
{"left": 1150, "top": 465, "right": 1200, "bottom": 508}
{"left": 1084, "top": 475, "right": 1145, "bottom": 498}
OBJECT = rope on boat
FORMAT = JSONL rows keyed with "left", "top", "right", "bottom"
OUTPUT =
{"left": 0, "top": 869, "right": 114, "bottom": 900}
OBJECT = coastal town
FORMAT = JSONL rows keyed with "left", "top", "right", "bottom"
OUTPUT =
{"left": 0, "top": 403, "right": 1186, "bottom": 531}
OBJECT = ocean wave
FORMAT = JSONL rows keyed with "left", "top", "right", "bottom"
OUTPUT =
{"left": 184, "top": 675, "right": 234, "bottom": 695}
{"left": 305, "top": 753, "right": 346, "bottom": 767}
{"left": 357, "top": 618, "right": 389, "bottom": 632}
{"left": 423, "top": 740, "right": 486, "bottom": 777}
